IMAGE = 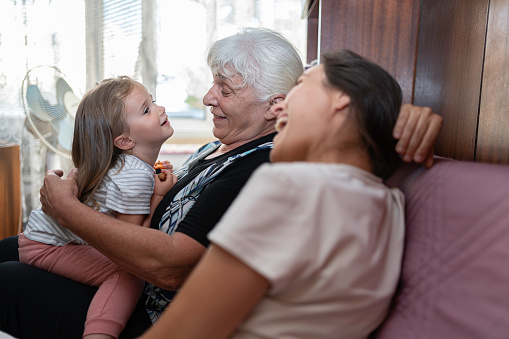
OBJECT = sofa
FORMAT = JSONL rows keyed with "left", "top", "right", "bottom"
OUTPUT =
{"left": 370, "top": 157, "right": 509, "bottom": 338}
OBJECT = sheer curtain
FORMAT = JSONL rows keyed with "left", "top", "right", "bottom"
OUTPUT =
{"left": 0, "top": 0, "right": 85, "bottom": 224}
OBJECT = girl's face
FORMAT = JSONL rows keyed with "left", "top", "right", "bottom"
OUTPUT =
{"left": 124, "top": 83, "right": 174, "bottom": 150}
{"left": 202, "top": 70, "right": 274, "bottom": 147}
{"left": 270, "top": 64, "right": 345, "bottom": 163}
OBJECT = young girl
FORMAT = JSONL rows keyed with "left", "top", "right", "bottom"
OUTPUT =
{"left": 141, "top": 49, "right": 405, "bottom": 339}
{"left": 18, "top": 76, "right": 176, "bottom": 339}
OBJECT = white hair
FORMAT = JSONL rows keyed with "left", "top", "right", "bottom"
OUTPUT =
{"left": 207, "top": 27, "right": 304, "bottom": 102}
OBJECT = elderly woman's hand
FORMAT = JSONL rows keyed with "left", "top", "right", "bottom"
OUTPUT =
{"left": 40, "top": 168, "right": 79, "bottom": 224}
{"left": 393, "top": 104, "right": 443, "bottom": 168}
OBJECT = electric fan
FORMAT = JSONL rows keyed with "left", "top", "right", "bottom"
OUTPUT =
{"left": 21, "top": 65, "right": 80, "bottom": 169}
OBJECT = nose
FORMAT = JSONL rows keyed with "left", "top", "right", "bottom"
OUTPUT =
{"left": 158, "top": 104, "right": 166, "bottom": 116}
{"left": 203, "top": 85, "right": 219, "bottom": 107}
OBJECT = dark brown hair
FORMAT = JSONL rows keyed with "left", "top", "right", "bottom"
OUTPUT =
{"left": 71, "top": 76, "right": 136, "bottom": 207}
{"left": 321, "top": 50, "right": 402, "bottom": 179}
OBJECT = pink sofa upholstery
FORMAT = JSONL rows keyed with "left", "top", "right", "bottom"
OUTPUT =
{"left": 371, "top": 157, "right": 509, "bottom": 338}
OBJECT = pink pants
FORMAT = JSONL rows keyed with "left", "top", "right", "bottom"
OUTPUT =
{"left": 18, "top": 234, "right": 145, "bottom": 338}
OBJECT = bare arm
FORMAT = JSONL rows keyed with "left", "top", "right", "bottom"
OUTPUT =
{"left": 117, "top": 212, "right": 145, "bottom": 226}
{"left": 393, "top": 104, "right": 443, "bottom": 168}
{"left": 140, "top": 244, "right": 270, "bottom": 339}
{"left": 40, "top": 169, "right": 204, "bottom": 290}
{"left": 143, "top": 169, "right": 177, "bottom": 228}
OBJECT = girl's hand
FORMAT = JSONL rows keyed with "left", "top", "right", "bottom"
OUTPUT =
{"left": 155, "top": 160, "right": 174, "bottom": 173}
{"left": 161, "top": 160, "right": 174, "bottom": 172}
{"left": 153, "top": 169, "right": 177, "bottom": 197}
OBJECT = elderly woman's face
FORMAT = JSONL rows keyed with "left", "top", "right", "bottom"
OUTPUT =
{"left": 203, "top": 70, "right": 274, "bottom": 146}
{"left": 271, "top": 64, "right": 343, "bottom": 163}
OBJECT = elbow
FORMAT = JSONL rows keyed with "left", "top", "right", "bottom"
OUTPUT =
{"left": 148, "top": 267, "right": 192, "bottom": 290}
{"left": 143, "top": 258, "right": 195, "bottom": 290}
{"left": 140, "top": 232, "right": 206, "bottom": 290}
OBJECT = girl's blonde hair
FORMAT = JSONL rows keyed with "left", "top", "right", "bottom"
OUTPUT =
{"left": 71, "top": 76, "right": 137, "bottom": 207}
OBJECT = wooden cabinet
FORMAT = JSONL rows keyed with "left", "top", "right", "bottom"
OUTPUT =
{"left": 0, "top": 145, "right": 22, "bottom": 239}
{"left": 307, "top": 0, "right": 509, "bottom": 164}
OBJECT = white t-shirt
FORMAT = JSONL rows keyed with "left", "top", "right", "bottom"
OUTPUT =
{"left": 24, "top": 154, "right": 155, "bottom": 246}
{"left": 209, "top": 162, "right": 405, "bottom": 339}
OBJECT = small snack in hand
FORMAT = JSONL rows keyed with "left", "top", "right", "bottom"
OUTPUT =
{"left": 154, "top": 160, "right": 167, "bottom": 181}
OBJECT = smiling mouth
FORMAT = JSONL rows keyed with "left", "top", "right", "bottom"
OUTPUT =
{"left": 210, "top": 108, "right": 227, "bottom": 119}
{"left": 275, "top": 115, "right": 288, "bottom": 132}
{"left": 212, "top": 114, "right": 228, "bottom": 123}
{"left": 161, "top": 117, "right": 169, "bottom": 126}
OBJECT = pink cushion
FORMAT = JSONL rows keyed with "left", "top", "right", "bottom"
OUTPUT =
{"left": 372, "top": 158, "right": 509, "bottom": 338}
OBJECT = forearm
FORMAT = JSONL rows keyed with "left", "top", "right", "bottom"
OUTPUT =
{"left": 54, "top": 198, "right": 205, "bottom": 289}
{"left": 140, "top": 245, "right": 269, "bottom": 339}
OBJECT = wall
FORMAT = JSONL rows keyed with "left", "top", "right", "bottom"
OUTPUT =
{"left": 307, "top": 0, "right": 509, "bottom": 164}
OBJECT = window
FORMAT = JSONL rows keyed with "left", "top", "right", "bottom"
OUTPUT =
{"left": 85, "top": 0, "right": 308, "bottom": 145}
{"left": 0, "top": 0, "right": 307, "bottom": 222}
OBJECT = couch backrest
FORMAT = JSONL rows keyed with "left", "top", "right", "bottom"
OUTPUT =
{"left": 372, "top": 157, "right": 509, "bottom": 338}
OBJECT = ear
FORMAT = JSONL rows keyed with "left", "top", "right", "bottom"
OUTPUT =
{"left": 333, "top": 91, "right": 351, "bottom": 114}
{"left": 329, "top": 91, "right": 353, "bottom": 132}
{"left": 114, "top": 134, "right": 135, "bottom": 151}
{"left": 265, "top": 94, "right": 286, "bottom": 120}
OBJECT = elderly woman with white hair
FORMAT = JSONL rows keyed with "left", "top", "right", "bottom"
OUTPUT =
{"left": 0, "top": 28, "right": 441, "bottom": 338}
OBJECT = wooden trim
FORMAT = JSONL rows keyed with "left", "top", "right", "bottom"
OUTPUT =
{"left": 0, "top": 145, "right": 22, "bottom": 239}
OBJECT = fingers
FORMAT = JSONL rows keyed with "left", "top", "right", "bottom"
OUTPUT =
{"left": 394, "top": 104, "right": 443, "bottom": 165}
{"left": 155, "top": 160, "right": 174, "bottom": 173}
{"left": 423, "top": 150, "right": 435, "bottom": 168}
{"left": 42, "top": 170, "right": 63, "bottom": 194}
{"left": 40, "top": 174, "right": 62, "bottom": 214}
{"left": 401, "top": 110, "right": 432, "bottom": 162}
{"left": 153, "top": 170, "right": 177, "bottom": 196}
{"left": 394, "top": 105, "right": 433, "bottom": 157}
{"left": 66, "top": 168, "right": 79, "bottom": 180}
{"left": 169, "top": 173, "right": 178, "bottom": 185}
{"left": 411, "top": 115, "right": 443, "bottom": 163}
{"left": 155, "top": 168, "right": 174, "bottom": 182}
{"left": 157, "top": 172, "right": 167, "bottom": 181}
{"left": 392, "top": 104, "right": 411, "bottom": 140}
{"left": 162, "top": 160, "right": 174, "bottom": 172}
{"left": 40, "top": 168, "right": 80, "bottom": 220}
{"left": 46, "top": 169, "right": 64, "bottom": 178}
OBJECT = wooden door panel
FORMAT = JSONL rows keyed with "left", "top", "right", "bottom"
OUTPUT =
{"left": 413, "top": 0, "right": 489, "bottom": 161}
{"left": 476, "top": 0, "right": 509, "bottom": 164}
{"left": 319, "top": 0, "right": 420, "bottom": 104}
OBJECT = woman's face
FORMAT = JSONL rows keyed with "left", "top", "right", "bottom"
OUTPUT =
{"left": 270, "top": 64, "right": 343, "bottom": 163}
{"left": 203, "top": 70, "right": 275, "bottom": 147}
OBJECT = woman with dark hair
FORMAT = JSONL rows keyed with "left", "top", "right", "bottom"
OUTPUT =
{"left": 141, "top": 49, "right": 407, "bottom": 339}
